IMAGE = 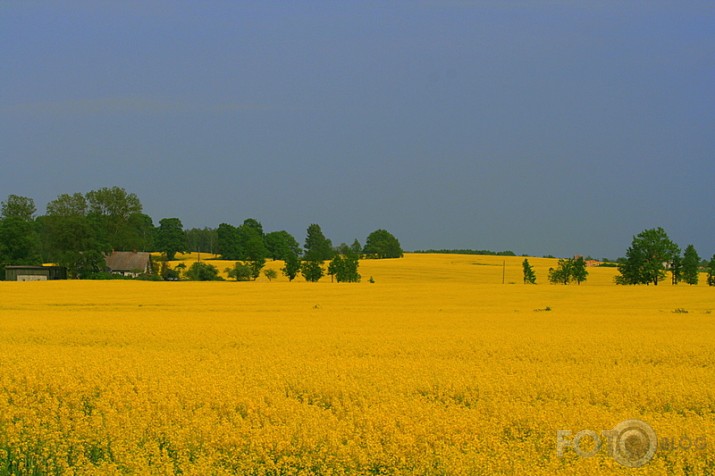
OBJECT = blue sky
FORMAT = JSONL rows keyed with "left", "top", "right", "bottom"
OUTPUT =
{"left": 2, "top": 1, "right": 713, "bottom": 259}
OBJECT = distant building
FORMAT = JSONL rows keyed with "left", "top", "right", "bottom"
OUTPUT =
{"left": 5, "top": 265, "right": 67, "bottom": 281}
{"left": 585, "top": 260, "right": 601, "bottom": 267}
{"left": 105, "top": 251, "right": 152, "bottom": 277}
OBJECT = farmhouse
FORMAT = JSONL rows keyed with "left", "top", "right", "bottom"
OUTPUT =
{"left": 105, "top": 251, "right": 152, "bottom": 277}
{"left": 5, "top": 265, "right": 67, "bottom": 281}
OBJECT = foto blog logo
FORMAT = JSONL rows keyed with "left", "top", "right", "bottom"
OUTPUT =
{"left": 557, "top": 419, "right": 660, "bottom": 468}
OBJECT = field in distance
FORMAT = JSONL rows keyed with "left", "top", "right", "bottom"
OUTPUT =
{"left": 0, "top": 253, "right": 713, "bottom": 475}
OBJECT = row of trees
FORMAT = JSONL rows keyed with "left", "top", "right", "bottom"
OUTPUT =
{"left": 0, "top": 189, "right": 404, "bottom": 280}
{"left": 521, "top": 227, "right": 715, "bottom": 286}
{"left": 521, "top": 257, "right": 589, "bottom": 285}
{"left": 213, "top": 222, "right": 388, "bottom": 283}
{"left": 616, "top": 227, "right": 713, "bottom": 286}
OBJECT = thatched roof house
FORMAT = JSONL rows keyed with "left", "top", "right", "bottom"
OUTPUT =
{"left": 105, "top": 251, "right": 152, "bottom": 277}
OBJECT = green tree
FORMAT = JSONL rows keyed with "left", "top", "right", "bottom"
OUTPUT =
{"left": 264, "top": 269, "right": 278, "bottom": 281}
{"left": 0, "top": 217, "right": 42, "bottom": 274}
{"left": 327, "top": 254, "right": 361, "bottom": 283}
{"left": 304, "top": 224, "right": 333, "bottom": 261}
{"left": 185, "top": 227, "right": 218, "bottom": 254}
{"left": 248, "top": 258, "right": 266, "bottom": 280}
{"left": 281, "top": 252, "right": 301, "bottom": 281}
{"left": 616, "top": 227, "right": 679, "bottom": 285}
{"left": 682, "top": 244, "right": 700, "bottom": 285}
{"left": 1, "top": 195, "right": 36, "bottom": 221}
{"left": 707, "top": 255, "right": 715, "bottom": 286}
{"left": 85, "top": 186, "right": 143, "bottom": 250}
{"left": 522, "top": 258, "right": 536, "bottom": 284}
{"left": 217, "top": 223, "right": 240, "bottom": 260}
{"left": 156, "top": 218, "right": 187, "bottom": 260}
{"left": 363, "top": 229, "right": 403, "bottom": 259}
{"left": 670, "top": 247, "right": 683, "bottom": 285}
{"left": 548, "top": 259, "right": 572, "bottom": 285}
{"left": 237, "top": 219, "right": 268, "bottom": 262}
{"left": 42, "top": 192, "right": 109, "bottom": 278}
{"left": 265, "top": 230, "right": 301, "bottom": 261}
{"left": 126, "top": 213, "right": 155, "bottom": 252}
{"left": 570, "top": 256, "right": 588, "bottom": 285}
{"left": 227, "top": 262, "right": 253, "bottom": 281}
{"left": 185, "top": 262, "right": 222, "bottom": 281}
{"left": 301, "top": 260, "right": 324, "bottom": 282}
{"left": 0, "top": 195, "right": 42, "bottom": 276}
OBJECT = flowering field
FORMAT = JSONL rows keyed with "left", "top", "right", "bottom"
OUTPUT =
{"left": 0, "top": 254, "right": 713, "bottom": 475}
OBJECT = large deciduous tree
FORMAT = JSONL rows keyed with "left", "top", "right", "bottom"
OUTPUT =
{"left": 265, "top": 230, "right": 301, "bottom": 261}
{"left": 156, "top": 218, "right": 187, "bottom": 260}
{"left": 85, "top": 186, "right": 144, "bottom": 250}
{"left": 363, "top": 229, "right": 403, "bottom": 259}
{"left": 616, "top": 227, "right": 679, "bottom": 285}
{"left": 1, "top": 195, "right": 37, "bottom": 221}
{"left": 707, "top": 255, "right": 715, "bottom": 287}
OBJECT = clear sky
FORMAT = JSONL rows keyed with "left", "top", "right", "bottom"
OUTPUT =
{"left": 2, "top": 1, "right": 713, "bottom": 259}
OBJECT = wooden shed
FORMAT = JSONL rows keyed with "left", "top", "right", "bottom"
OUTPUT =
{"left": 4, "top": 265, "right": 67, "bottom": 281}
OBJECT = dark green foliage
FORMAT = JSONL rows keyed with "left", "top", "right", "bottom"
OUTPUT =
{"left": 185, "top": 227, "right": 218, "bottom": 254}
{"left": 227, "top": 262, "right": 253, "bottom": 281}
{"left": 65, "top": 250, "right": 108, "bottom": 279}
{"left": 522, "top": 259, "right": 536, "bottom": 284}
{"left": 301, "top": 260, "right": 324, "bottom": 282}
{"left": 38, "top": 188, "right": 148, "bottom": 277}
{"left": 363, "top": 229, "right": 403, "bottom": 259}
{"left": 264, "top": 269, "right": 277, "bottom": 281}
{"left": 707, "top": 255, "right": 715, "bottom": 286}
{"left": 217, "top": 219, "right": 268, "bottom": 262}
{"left": 548, "top": 259, "right": 572, "bottom": 285}
{"left": 1, "top": 194, "right": 36, "bottom": 221}
{"left": 85, "top": 186, "right": 144, "bottom": 251}
{"left": 238, "top": 219, "right": 268, "bottom": 262}
{"left": 0, "top": 196, "right": 42, "bottom": 277}
{"left": 570, "top": 257, "right": 588, "bottom": 285}
{"left": 156, "top": 218, "right": 187, "bottom": 260}
{"left": 548, "top": 257, "right": 588, "bottom": 285}
{"left": 281, "top": 252, "right": 301, "bottom": 281}
{"left": 160, "top": 259, "right": 181, "bottom": 280}
{"left": 328, "top": 254, "right": 361, "bottom": 283}
{"left": 616, "top": 227, "right": 679, "bottom": 285}
{"left": 304, "top": 224, "right": 333, "bottom": 261}
{"left": 217, "top": 223, "right": 240, "bottom": 260}
{"left": 185, "top": 262, "right": 222, "bottom": 281}
{"left": 265, "top": 230, "right": 301, "bottom": 261}
{"left": 682, "top": 244, "right": 700, "bottom": 285}
{"left": 249, "top": 258, "right": 266, "bottom": 280}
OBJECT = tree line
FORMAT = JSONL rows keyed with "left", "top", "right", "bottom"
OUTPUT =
{"left": 521, "top": 227, "right": 715, "bottom": 286}
{"left": 0, "top": 188, "right": 404, "bottom": 280}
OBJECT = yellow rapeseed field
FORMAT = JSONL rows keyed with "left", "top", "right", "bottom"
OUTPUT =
{"left": 1, "top": 254, "right": 713, "bottom": 475}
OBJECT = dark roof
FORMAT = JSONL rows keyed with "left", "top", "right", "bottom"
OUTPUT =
{"left": 105, "top": 251, "right": 151, "bottom": 272}
{"left": 5, "top": 265, "right": 48, "bottom": 270}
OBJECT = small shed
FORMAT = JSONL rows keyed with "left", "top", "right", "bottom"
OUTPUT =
{"left": 5, "top": 265, "right": 67, "bottom": 281}
{"left": 105, "top": 251, "right": 152, "bottom": 277}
